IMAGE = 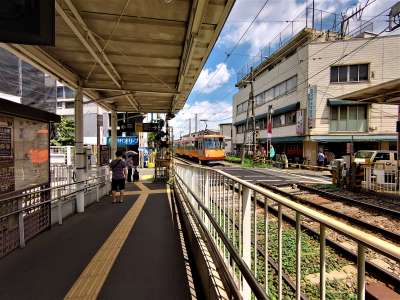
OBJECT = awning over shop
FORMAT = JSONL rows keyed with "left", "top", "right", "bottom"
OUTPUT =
{"left": 328, "top": 99, "right": 364, "bottom": 106}
{"left": 310, "top": 134, "right": 397, "bottom": 143}
{"left": 272, "top": 102, "right": 300, "bottom": 116}
{"left": 233, "top": 102, "right": 300, "bottom": 126}
{"left": 260, "top": 136, "right": 305, "bottom": 143}
{"left": 334, "top": 78, "right": 400, "bottom": 105}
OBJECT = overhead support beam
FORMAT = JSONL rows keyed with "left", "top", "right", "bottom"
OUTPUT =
{"left": 82, "top": 86, "right": 179, "bottom": 96}
{"left": 62, "top": 0, "right": 121, "bottom": 82}
{"left": 55, "top": 1, "right": 140, "bottom": 111}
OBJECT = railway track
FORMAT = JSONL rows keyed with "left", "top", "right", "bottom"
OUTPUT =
{"left": 257, "top": 182, "right": 400, "bottom": 244}
{"left": 299, "top": 184, "right": 400, "bottom": 219}
{"left": 175, "top": 159, "right": 400, "bottom": 296}
{"left": 211, "top": 183, "right": 400, "bottom": 298}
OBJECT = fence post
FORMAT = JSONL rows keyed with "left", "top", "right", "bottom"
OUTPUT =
{"left": 18, "top": 199, "right": 25, "bottom": 248}
{"left": 96, "top": 180, "right": 100, "bottom": 202}
{"left": 242, "top": 186, "right": 252, "bottom": 299}
{"left": 57, "top": 189, "right": 63, "bottom": 225}
{"left": 204, "top": 170, "right": 210, "bottom": 229}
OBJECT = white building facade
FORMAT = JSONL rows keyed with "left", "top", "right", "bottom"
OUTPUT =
{"left": 56, "top": 83, "right": 109, "bottom": 145}
{"left": 219, "top": 123, "right": 232, "bottom": 154}
{"left": 233, "top": 30, "right": 399, "bottom": 165}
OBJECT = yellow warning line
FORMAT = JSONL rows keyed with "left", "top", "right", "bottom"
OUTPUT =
{"left": 64, "top": 193, "right": 148, "bottom": 300}
{"left": 134, "top": 182, "right": 150, "bottom": 192}
{"left": 125, "top": 189, "right": 166, "bottom": 196}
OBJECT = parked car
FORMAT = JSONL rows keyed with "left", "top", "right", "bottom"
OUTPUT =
{"left": 329, "top": 150, "right": 397, "bottom": 174}
{"left": 354, "top": 150, "right": 397, "bottom": 166}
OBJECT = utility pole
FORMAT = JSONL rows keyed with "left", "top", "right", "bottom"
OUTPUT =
{"left": 195, "top": 113, "right": 198, "bottom": 133}
{"left": 189, "top": 118, "right": 191, "bottom": 136}
{"left": 241, "top": 67, "right": 254, "bottom": 165}
{"left": 312, "top": 0, "right": 315, "bottom": 29}
{"left": 250, "top": 71, "right": 256, "bottom": 159}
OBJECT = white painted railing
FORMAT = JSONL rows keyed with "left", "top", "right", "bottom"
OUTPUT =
{"left": 363, "top": 165, "right": 399, "bottom": 194}
{"left": 174, "top": 160, "right": 400, "bottom": 300}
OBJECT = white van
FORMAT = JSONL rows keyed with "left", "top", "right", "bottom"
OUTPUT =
{"left": 354, "top": 150, "right": 397, "bottom": 166}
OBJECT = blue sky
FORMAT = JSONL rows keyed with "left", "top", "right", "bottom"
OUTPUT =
{"left": 171, "top": 0, "right": 396, "bottom": 136}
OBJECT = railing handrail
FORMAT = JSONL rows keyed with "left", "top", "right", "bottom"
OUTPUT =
{"left": 174, "top": 168, "right": 268, "bottom": 300}
{"left": 0, "top": 178, "right": 107, "bottom": 220}
{"left": 0, "top": 174, "right": 108, "bottom": 204}
{"left": 174, "top": 160, "right": 400, "bottom": 262}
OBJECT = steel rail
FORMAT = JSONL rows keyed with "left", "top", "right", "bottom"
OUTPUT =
{"left": 298, "top": 184, "right": 400, "bottom": 219}
{"left": 258, "top": 182, "right": 400, "bottom": 243}
{"left": 174, "top": 160, "right": 400, "bottom": 261}
{"left": 254, "top": 196, "right": 400, "bottom": 293}
{"left": 223, "top": 179, "right": 400, "bottom": 293}
{"left": 205, "top": 165, "right": 400, "bottom": 263}
{"left": 174, "top": 170, "right": 269, "bottom": 300}
{"left": 174, "top": 160, "right": 400, "bottom": 297}
{"left": 210, "top": 186, "right": 309, "bottom": 300}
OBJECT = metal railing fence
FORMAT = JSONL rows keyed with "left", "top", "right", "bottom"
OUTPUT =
{"left": 0, "top": 170, "right": 110, "bottom": 257}
{"left": 173, "top": 160, "right": 400, "bottom": 300}
{"left": 363, "top": 165, "right": 399, "bottom": 195}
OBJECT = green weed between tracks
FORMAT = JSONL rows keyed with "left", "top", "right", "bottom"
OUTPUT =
{"left": 210, "top": 197, "right": 357, "bottom": 299}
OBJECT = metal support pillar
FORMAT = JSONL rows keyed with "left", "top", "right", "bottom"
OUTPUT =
{"left": 75, "top": 86, "right": 86, "bottom": 213}
{"left": 111, "top": 111, "right": 117, "bottom": 158}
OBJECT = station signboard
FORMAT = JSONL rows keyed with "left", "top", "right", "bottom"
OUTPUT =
{"left": 135, "top": 123, "right": 158, "bottom": 133}
{"left": 107, "top": 136, "right": 139, "bottom": 146}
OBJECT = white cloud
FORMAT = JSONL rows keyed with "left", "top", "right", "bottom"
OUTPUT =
{"left": 193, "top": 63, "right": 232, "bottom": 94}
{"left": 170, "top": 100, "right": 232, "bottom": 138}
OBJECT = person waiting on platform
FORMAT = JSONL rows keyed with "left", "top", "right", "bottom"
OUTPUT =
{"left": 126, "top": 154, "right": 134, "bottom": 182}
{"left": 317, "top": 150, "right": 325, "bottom": 167}
{"left": 110, "top": 150, "right": 127, "bottom": 203}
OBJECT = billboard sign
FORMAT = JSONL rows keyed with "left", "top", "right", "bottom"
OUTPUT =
{"left": 307, "top": 85, "right": 317, "bottom": 129}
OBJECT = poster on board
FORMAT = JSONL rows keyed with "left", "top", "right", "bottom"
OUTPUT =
{"left": 0, "top": 116, "right": 15, "bottom": 194}
{"left": 0, "top": 114, "right": 50, "bottom": 196}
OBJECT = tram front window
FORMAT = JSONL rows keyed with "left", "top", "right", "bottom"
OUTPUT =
{"left": 204, "top": 138, "right": 223, "bottom": 149}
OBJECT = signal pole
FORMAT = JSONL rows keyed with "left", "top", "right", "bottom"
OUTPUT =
{"left": 195, "top": 113, "right": 198, "bottom": 133}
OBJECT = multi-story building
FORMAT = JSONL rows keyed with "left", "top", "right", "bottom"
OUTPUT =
{"left": 232, "top": 29, "right": 399, "bottom": 165}
{"left": 56, "top": 83, "right": 109, "bottom": 145}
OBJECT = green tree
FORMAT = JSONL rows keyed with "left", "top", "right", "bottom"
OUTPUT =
{"left": 51, "top": 117, "right": 75, "bottom": 146}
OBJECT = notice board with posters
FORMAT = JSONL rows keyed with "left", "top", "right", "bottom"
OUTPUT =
{"left": 0, "top": 99, "right": 60, "bottom": 197}
{"left": 0, "top": 113, "right": 50, "bottom": 195}
{"left": 0, "top": 116, "right": 15, "bottom": 194}
{"left": 98, "top": 145, "right": 111, "bottom": 166}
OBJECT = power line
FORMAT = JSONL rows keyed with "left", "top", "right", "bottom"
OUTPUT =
{"left": 234, "top": 3, "right": 390, "bottom": 108}
{"left": 193, "top": 0, "right": 272, "bottom": 95}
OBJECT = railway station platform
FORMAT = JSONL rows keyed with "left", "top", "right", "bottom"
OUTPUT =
{"left": 0, "top": 179, "right": 195, "bottom": 300}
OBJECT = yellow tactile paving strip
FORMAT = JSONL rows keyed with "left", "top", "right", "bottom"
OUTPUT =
{"left": 64, "top": 182, "right": 166, "bottom": 300}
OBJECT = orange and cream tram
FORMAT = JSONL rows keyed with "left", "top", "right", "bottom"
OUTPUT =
{"left": 175, "top": 133, "right": 225, "bottom": 164}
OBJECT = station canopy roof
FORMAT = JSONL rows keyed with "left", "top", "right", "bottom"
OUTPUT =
{"left": 336, "top": 78, "right": 400, "bottom": 105}
{"left": 2, "top": 0, "right": 234, "bottom": 113}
